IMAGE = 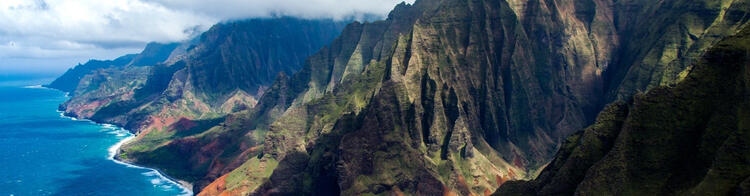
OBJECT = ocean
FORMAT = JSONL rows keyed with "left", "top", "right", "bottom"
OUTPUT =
{"left": 0, "top": 76, "right": 190, "bottom": 196}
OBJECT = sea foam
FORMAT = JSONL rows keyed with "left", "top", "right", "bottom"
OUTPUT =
{"left": 22, "top": 85, "right": 44, "bottom": 89}
{"left": 104, "top": 127, "right": 192, "bottom": 196}
{"left": 57, "top": 109, "right": 194, "bottom": 196}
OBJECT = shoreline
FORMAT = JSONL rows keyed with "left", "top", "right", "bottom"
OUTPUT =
{"left": 50, "top": 87, "right": 194, "bottom": 195}
{"left": 109, "top": 134, "right": 195, "bottom": 193}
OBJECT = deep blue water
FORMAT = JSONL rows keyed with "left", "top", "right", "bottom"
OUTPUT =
{"left": 0, "top": 76, "right": 190, "bottom": 196}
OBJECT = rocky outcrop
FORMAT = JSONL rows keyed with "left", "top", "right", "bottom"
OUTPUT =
{"left": 495, "top": 25, "right": 750, "bottom": 196}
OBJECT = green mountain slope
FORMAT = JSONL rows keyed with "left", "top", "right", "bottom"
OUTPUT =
{"left": 495, "top": 25, "right": 750, "bottom": 196}
{"left": 53, "top": 0, "right": 750, "bottom": 195}
{"left": 52, "top": 17, "right": 348, "bottom": 193}
{"left": 190, "top": 0, "right": 750, "bottom": 195}
{"left": 58, "top": 17, "right": 347, "bottom": 128}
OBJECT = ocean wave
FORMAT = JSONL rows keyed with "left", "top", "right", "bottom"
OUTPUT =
{"left": 102, "top": 124, "right": 116, "bottom": 129}
{"left": 161, "top": 185, "right": 174, "bottom": 189}
{"left": 100, "top": 124, "right": 130, "bottom": 137}
{"left": 22, "top": 85, "right": 44, "bottom": 89}
{"left": 58, "top": 110, "right": 193, "bottom": 196}
{"left": 106, "top": 130, "right": 193, "bottom": 196}
{"left": 143, "top": 171, "right": 159, "bottom": 177}
{"left": 151, "top": 178, "right": 163, "bottom": 185}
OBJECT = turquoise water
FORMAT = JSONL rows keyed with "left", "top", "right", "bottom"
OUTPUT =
{"left": 0, "top": 76, "right": 190, "bottom": 196}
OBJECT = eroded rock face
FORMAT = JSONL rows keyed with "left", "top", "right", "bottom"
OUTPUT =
{"left": 53, "top": 0, "right": 750, "bottom": 195}
{"left": 495, "top": 25, "right": 750, "bottom": 196}
{"left": 199, "top": 0, "right": 750, "bottom": 195}
{"left": 51, "top": 17, "right": 348, "bottom": 192}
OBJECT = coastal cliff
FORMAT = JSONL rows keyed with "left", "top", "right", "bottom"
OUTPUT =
{"left": 50, "top": 0, "right": 750, "bottom": 195}
{"left": 50, "top": 17, "right": 347, "bottom": 192}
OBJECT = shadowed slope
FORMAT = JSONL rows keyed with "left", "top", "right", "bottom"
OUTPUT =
{"left": 495, "top": 25, "right": 750, "bottom": 196}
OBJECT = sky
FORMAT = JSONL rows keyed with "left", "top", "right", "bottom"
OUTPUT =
{"left": 0, "top": 0, "right": 414, "bottom": 75}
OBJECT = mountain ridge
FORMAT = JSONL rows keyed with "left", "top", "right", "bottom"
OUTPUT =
{"left": 44, "top": 42, "right": 181, "bottom": 94}
{"left": 193, "top": 0, "right": 750, "bottom": 194}
{"left": 49, "top": 0, "right": 750, "bottom": 195}
{"left": 50, "top": 17, "right": 349, "bottom": 193}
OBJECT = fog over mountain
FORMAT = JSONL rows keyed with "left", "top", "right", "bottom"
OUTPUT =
{"left": 0, "top": 0, "right": 413, "bottom": 74}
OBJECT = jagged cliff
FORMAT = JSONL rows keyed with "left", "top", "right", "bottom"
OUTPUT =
{"left": 52, "top": 0, "right": 750, "bottom": 195}
{"left": 44, "top": 42, "right": 180, "bottom": 94}
{"left": 59, "top": 17, "right": 346, "bottom": 129}
{"left": 189, "top": 0, "right": 749, "bottom": 195}
{"left": 49, "top": 17, "right": 347, "bottom": 191}
{"left": 495, "top": 25, "right": 750, "bottom": 196}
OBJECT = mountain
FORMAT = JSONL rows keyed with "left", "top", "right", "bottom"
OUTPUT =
{"left": 129, "top": 42, "right": 184, "bottom": 67}
{"left": 45, "top": 54, "right": 135, "bottom": 94}
{"left": 174, "top": 0, "right": 748, "bottom": 195}
{"left": 51, "top": 17, "right": 348, "bottom": 192}
{"left": 494, "top": 25, "right": 750, "bottom": 196}
{"left": 57, "top": 17, "right": 347, "bottom": 128}
{"left": 45, "top": 42, "right": 181, "bottom": 94}
{"left": 52, "top": 0, "right": 750, "bottom": 195}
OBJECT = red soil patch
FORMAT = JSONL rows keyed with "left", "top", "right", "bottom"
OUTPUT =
{"left": 484, "top": 188, "right": 492, "bottom": 196}
{"left": 197, "top": 174, "right": 228, "bottom": 196}
{"left": 223, "top": 187, "right": 248, "bottom": 196}
{"left": 457, "top": 175, "right": 468, "bottom": 187}
{"left": 456, "top": 175, "right": 475, "bottom": 195}
{"left": 507, "top": 168, "right": 517, "bottom": 179}
{"left": 248, "top": 145, "right": 261, "bottom": 152}
{"left": 172, "top": 117, "right": 197, "bottom": 132}
{"left": 137, "top": 116, "right": 182, "bottom": 139}
{"left": 495, "top": 174, "right": 509, "bottom": 186}
{"left": 154, "top": 116, "right": 176, "bottom": 129}
{"left": 442, "top": 185, "right": 458, "bottom": 196}
{"left": 137, "top": 128, "right": 153, "bottom": 139}
{"left": 75, "top": 99, "right": 110, "bottom": 118}
{"left": 392, "top": 186, "right": 406, "bottom": 196}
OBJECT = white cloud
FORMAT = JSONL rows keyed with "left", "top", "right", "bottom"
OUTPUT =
{"left": 0, "top": 0, "right": 414, "bottom": 73}
{"left": 0, "top": 0, "right": 214, "bottom": 49}
{"left": 145, "top": 0, "right": 413, "bottom": 20}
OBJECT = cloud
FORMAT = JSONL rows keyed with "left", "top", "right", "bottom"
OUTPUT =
{"left": 0, "top": 0, "right": 215, "bottom": 59}
{"left": 0, "top": 0, "right": 413, "bottom": 73}
{"left": 144, "top": 0, "right": 413, "bottom": 20}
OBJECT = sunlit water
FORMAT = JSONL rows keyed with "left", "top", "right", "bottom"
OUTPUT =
{"left": 0, "top": 76, "right": 191, "bottom": 196}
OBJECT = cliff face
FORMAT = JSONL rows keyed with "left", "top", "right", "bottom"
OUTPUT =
{"left": 52, "top": 0, "right": 750, "bottom": 195}
{"left": 495, "top": 25, "right": 750, "bottom": 196}
{"left": 189, "top": 0, "right": 749, "bottom": 195}
{"left": 57, "top": 17, "right": 347, "bottom": 127}
{"left": 51, "top": 17, "right": 348, "bottom": 193}
{"left": 606, "top": 0, "right": 750, "bottom": 101}
{"left": 184, "top": 17, "right": 349, "bottom": 102}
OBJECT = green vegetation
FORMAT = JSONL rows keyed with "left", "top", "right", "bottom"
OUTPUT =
{"left": 224, "top": 157, "right": 279, "bottom": 192}
{"left": 51, "top": 0, "right": 750, "bottom": 195}
{"left": 495, "top": 25, "right": 750, "bottom": 196}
